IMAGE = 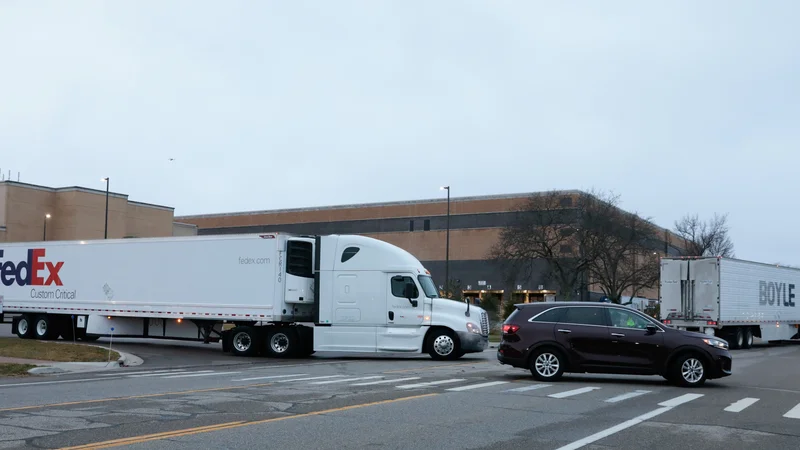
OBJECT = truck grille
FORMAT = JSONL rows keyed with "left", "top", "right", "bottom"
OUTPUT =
{"left": 480, "top": 311, "right": 489, "bottom": 336}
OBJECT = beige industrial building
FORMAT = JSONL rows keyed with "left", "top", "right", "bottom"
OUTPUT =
{"left": 0, "top": 180, "right": 196, "bottom": 243}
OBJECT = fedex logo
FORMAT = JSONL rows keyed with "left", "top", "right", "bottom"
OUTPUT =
{"left": 0, "top": 249, "right": 64, "bottom": 287}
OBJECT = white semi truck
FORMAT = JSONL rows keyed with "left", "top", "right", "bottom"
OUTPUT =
{"left": 659, "top": 256, "right": 800, "bottom": 349}
{"left": 0, "top": 233, "right": 490, "bottom": 360}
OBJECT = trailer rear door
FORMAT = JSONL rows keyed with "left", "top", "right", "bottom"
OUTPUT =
{"left": 689, "top": 258, "right": 721, "bottom": 322}
{"left": 660, "top": 259, "right": 688, "bottom": 320}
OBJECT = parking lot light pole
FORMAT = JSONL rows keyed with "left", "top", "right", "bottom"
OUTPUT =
{"left": 101, "top": 177, "right": 109, "bottom": 239}
{"left": 43, "top": 213, "right": 51, "bottom": 240}
{"left": 440, "top": 186, "right": 450, "bottom": 297}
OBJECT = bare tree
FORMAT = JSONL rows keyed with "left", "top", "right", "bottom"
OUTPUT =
{"left": 674, "top": 213, "right": 735, "bottom": 257}
{"left": 489, "top": 189, "right": 660, "bottom": 303}
{"left": 488, "top": 190, "right": 597, "bottom": 301}
{"left": 585, "top": 206, "right": 662, "bottom": 303}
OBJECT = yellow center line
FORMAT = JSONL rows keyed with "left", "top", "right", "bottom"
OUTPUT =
{"left": 0, "top": 382, "right": 275, "bottom": 413}
{"left": 59, "top": 393, "right": 438, "bottom": 450}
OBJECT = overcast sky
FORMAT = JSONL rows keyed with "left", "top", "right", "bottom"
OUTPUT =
{"left": 1, "top": 1, "right": 798, "bottom": 264}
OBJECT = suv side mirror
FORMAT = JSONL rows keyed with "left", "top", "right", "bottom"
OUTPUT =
{"left": 404, "top": 282, "right": 418, "bottom": 307}
{"left": 645, "top": 324, "right": 658, "bottom": 335}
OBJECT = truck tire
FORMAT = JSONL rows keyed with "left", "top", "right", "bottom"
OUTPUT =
{"left": 426, "top": 328, "right": 461, "bottom": 360}
{"left": 230, "top": 326, "right": 259, "bottom": 357}
{"left": 15, "top": 315, "right": 33, "bottom": 339}
{"left": 32, "top": 315, "right": 59, "bottom": 340}
{"left": 742, "top": 328, "right": 753, "bottom": 349}
{"left": 669, "top": 352, "right": 707, "bottom": 387}
{"left": 731, "top": 328, "right": 744, "bottom": 350}
{"left": 264, "top": 327, "right": 298, "bottom": 358}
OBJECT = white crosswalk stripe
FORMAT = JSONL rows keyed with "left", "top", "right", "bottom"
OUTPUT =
{"left": 161, "top": 371, "right": 241, "bottom": 379}
{"left": 277, "top": 375, "right": 346, "bottom": 383}
{"left": 548, "top": 387, "right": 600, "bottom": 399}
{"left": 97, "top": 369, "right": 186, "bottom": 377}
{"left": 605, "top": 390, "right": 651, "bottom": 403}
{"left": 446, "top": 381, "right": 509, "bottom": 392}
{"left": 783, "top": 403, "right": 800, "bottom": 419}
{"left": 658, "top": 393, "right": 704, "bottom": 407}
{"left": 233, "top": 374, "right": 310, "bottom": 382}
{"left": 724, "top": 398, "right": 759, "bottom": 413}
{"left": 350, "top": 377, "right": 421, "bottom": 386}
{"left": 506, "top": 384, "right": 552, "bottom": 392}
{"left": 396, "top": 379, "right": 466, "bottom": 389}
{"left": 310, "top": 376, "right": 384, "bottom": 385}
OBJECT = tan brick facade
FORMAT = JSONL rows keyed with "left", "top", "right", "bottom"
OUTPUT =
{"left": 0, "top": 181, "right": 178, "bottom": 242}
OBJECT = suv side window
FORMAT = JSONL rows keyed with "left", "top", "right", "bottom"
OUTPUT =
{"left": 608, "top": 308, "right": 653, "bottom": 330}
{"left": 529, "top": 307, "right": 566, "bottom": 323}
{"left": 561, "top": 307, "right": 608, "bottom": 327}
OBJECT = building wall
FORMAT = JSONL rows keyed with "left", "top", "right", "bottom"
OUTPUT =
{"left": 0, "top": 181, "right": 176, "bottom": 242}
{"left": 172, "top": 221, "right": 199, "bottom": 236}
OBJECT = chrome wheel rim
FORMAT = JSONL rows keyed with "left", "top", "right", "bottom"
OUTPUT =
{"left": 233, "top": 332, "right": 252, "bottom": 352}
{"left": 681, "top": 358, "right": 704, "bottom": 383}
{"left": 270, "top": 333, "right": 290, "bottom": 354}
{"left": 433, "top": 335, "right": 454, "bottom": 356}
{"left": 18, "top": 319, "right": 28, "bottom": 335}
{"left": 535, "top": 353, "right": 560, "bottom": 377}
{"left": 36, "top": 320, "right": 47, "bottom": 336}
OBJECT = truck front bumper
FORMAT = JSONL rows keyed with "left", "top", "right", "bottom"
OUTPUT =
{"left": 457, "top": 331, "right": 489, "bottom": 353}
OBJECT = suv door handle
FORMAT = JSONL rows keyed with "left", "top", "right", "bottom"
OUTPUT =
{"left": 611, "top": 332, "right": 625, "bottom": 337}
{"left": 557, "top": 329, "right": 572, "bottom": 334}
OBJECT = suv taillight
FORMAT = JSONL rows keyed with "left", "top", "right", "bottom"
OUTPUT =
{"left": 502, "top": 324, "right": 520, "bottom": 334}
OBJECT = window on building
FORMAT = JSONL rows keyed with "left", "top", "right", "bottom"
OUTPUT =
{"left": 391, "top": 275, "right": 419, "bottom": 299}
{"left": 286, "top": 240, "right": 314, "bottom": 278}
{"left": 341, "top": 246, "right": 360, "bottom": 263}
{"left": 409, "top": 220, "right": 415, "bottom": 232}
{"left": 423, "top": 219, "right": 431, "bottom": 231}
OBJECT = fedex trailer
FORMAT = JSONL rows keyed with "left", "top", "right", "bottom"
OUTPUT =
{"left": 659, "top": 256, "right": 800, "bottom": 349}
{"left": 0, "top": 233, "right": 490, "bottom": 360}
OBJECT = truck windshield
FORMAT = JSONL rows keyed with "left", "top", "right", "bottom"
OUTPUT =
{"left": 417, "top": 275, "right": 439, "bottom": 298}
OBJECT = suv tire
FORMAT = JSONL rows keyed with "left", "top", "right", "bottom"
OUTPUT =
{"left": 670, "top": 352, "right": 707, "bottom": 387}
{"left": 529, "top": 347, "right": 566, "bottom": 382}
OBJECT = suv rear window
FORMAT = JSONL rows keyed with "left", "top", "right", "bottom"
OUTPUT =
{"left": 529, "top": 307, "right": 566, "bottom": 323}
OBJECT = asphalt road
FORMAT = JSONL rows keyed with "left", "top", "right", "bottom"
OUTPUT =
{"left": 1, "top": 335, "right": 799, "bottom": 450}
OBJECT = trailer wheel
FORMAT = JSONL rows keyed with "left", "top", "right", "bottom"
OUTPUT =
{"left": 15, "top": 315, "right": 33, "bottom": 339}
{"left": 33, "top": 315, "right": 58, "bottom": 340}
{"left": 265, "top": 328, "right": 298, "bottom": 358}
{"left": 742, "top": 328, "right": 753, "bottom": 349}
{"left": 731, "top": 328, "right": 744, "bottom": 350}
{"left": 230, "top": 326, "right": 258, "bottom": 357}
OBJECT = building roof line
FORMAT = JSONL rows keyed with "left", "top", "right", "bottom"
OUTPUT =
{"left": 175, "top": 189, "right": 585, "bottom": 220}
{"left": 0, "top": 180, "right": 173, "bottom": 210}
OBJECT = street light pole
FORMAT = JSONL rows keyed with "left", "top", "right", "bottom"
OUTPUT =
{"left": 440, "top": 186, "right": 450, "bottom": 297}
{"left": 102, "top": 177, "right": 109, "bottom": 239}
{"left": 43, "top": 213, "right": 51, "bottom": 241}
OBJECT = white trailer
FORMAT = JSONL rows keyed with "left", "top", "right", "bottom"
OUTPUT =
{"left": 659, "top": 256, "right": 800, "bottom": 349}
{"left": 0, "top": 233, "right": 489, "bottom": 360}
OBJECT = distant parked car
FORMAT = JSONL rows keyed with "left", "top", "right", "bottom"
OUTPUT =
{"left": 496, "top": 302, "right": 732, "bottom": 387}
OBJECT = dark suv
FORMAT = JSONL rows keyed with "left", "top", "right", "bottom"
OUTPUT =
{"left": 497, "top": 302, "right": 732, "bottom": 387}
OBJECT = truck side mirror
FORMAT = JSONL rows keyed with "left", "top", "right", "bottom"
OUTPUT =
{"left": 404, "top": 282, "right": 418, "bottom": 307}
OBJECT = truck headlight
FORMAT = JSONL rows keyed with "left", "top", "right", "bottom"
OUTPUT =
{"left": 703, "top": 338, "right": 728, "bottom": 350}
{"left": 466, "top": 322, "right": 481, "bottom": 334}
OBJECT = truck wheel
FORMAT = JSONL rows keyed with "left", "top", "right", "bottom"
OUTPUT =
{"left": 15, "top": 315, "right": 33, "bottom": 339}
{"left": 426, "top": 329, "right": 461, "bottom": 360}
{"left": 265, "top": 328, "right": 297, "bottom": 358}
{"left": 669, "top": 352, "right": 707, "bottom": 387}
{"left": 742, "top": 328, "right": 753, "bottom": 349}
{"left": 230, "top": 326, "right": 259, "bottom": 357}
{"left": 731, "top": 328, "right": 744, "bottom": 350}
{"left": 33, "top": 315, "right": 58, "bottom": 340}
